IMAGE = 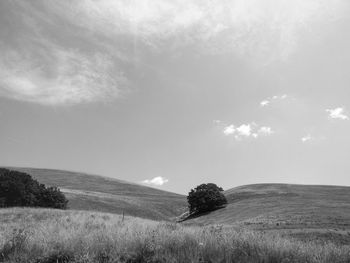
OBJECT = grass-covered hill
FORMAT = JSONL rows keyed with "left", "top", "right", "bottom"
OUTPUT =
{"left": 1, "top": 208, "right": 349, "bottom": 263}
{"left": 1, "top": 168, "right": 350, "bottom": 261}
{"left": 3, "top": 167, "right": 187, "bottom": 221}
{"left": 2, "top": 167, "right": 350, "bottom": 245}
{"left": 186, "top": 183, "right": 350, "bottom": 245}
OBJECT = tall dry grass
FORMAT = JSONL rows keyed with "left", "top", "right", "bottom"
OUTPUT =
{"left": 0, "top": 208, "right": 349, "bottom": 263}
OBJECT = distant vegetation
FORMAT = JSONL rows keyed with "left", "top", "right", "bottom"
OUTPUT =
{"left": 0, "top": 168, "right": 68, "bottom": 209}
{"left": 187, "top": 183, "right": 227, "bottom": 214}
{"left": 1, "top": 208, "right": 349, "bottom": 263}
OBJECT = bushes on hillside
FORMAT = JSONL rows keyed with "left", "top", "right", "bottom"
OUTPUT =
{"left": 0, "top": 168, "right": 68, "bottom": 209}
{"left": 187, "top": 183, "right": 227, "bottom": 214}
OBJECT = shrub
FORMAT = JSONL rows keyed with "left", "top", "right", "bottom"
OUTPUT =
{"left": 187, "top": 183, "right": 227, "bottom": 214}
{"left": 0, "top": 168, "right": 68, "bottom": 209}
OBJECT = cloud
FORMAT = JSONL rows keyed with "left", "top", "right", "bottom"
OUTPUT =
{"left": 0, "top": 0, "right": 129, "bottom": 106}
{"left": 301, "top": 134, "right": 313, "bottom": 142}
{"left": 34, "top": 0, "right": 348, "bottom": 61}
{"left": 0, "top": 0, "right": 346, "bottom": 105}
{"left": 280, "top": 94, "right": 288, "bottom": 99}
{"left": 223, "top": 122, "right": 274, "bottom": 140}
{"left": 142, "top": 176, "right": 169, "bottom": 186}
{"left": 326, "top": 107, "right": 349, "bottom": 120}
{"left": 236, "top": 124, "right": 252, "bottom": 137}
{"left": 260, "top": 100, "right": 270, "bottom": 107}
{"left": 223, "top": 124, "right": 253, "bottom": 138}
{"left": 260, "top": 94, "right": 288, "bottom": 107}
{"left": 301, "top": 134, "right": 325, "bottom": 143}
{"left": 0, "top": 45, "right": 127, "bottom": 105}
{"left": 223, "top": 125, "right": 235, "bottom": 135}
{"left": 258, "top": 126, "right": 274, "bottom": 135}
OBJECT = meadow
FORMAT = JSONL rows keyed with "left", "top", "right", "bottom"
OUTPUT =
{"left": 1, "top": 208, "right": 349, "bottom": 263}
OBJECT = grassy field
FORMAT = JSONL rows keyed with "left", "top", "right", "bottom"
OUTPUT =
{"left": 3, "top": 167, "right": 187, "bottom": 221}
{"left": 1, "top": 208, "right": 349, "bottom": 263}
{"left": 186, "top": 184, "right": 350, "bottom": 245}
{"left": 2, "top": 167, "right": 350, "bottom": 258}
{"left": 6, "top": 168, "right": 349, "bottom": 236}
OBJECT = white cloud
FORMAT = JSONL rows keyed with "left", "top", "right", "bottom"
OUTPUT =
{"left": 223, "top": 122, "right": 274, "bottom": 140}
{"left": 260, "top": 100, "right": 270, "bottom": 107}
{"left": 301, "top": 134, "right": 312, "bottom": 142}
{"left": 326, "top": 107, "right": 349, "bottom": 120}
{"left": 260, "top": 94, "right": 288, "bottom": 107}
{"left": 258, "top": 126, "right": 274, "bottom": 135}
{"left": 223, "top": 125, "right": 235, "bottom": 135}
{"left": 236, "top": 124, "right": 252, "bottom": 137}
{"left": 142, "top": 176, "right": 169, "bottom": 186}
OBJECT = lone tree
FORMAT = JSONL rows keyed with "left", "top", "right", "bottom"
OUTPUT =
{"left": 0, "top": 168, "right": 68, "bottom": 209}
{"left": 187, "top": 183, "right": 227, "bottom": 214}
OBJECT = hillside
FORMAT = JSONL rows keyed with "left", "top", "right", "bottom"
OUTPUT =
{"left": 2, "top": 167, "right": 350, "bottom": 245}
{"left": 3, "top": 167, "right": 187, "bottom": 221}
{"left": 186, "top": 184, "right": 350, "bottom": 244}
{"left": 1, "top": 208, "right": 349, "bottom": 263}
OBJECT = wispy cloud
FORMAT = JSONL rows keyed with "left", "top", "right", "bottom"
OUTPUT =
{"left": 0, "top": 0, "right": 129, "bottom": 106}
{"left": 0, "top": 0, "right": 346, "bottom": 105}
{"left": 326, "top": 107, "right": 349, "bottom": 120}
{"left": 0, "top": 45, "right": 127, "bottom": 105}
{"left": 223, "top": 122, "right": 274, "bottom": 140}
{"left": 260, "top": 94, "right": 288, "bottom": 107}
{"left": 39, "top": 0, "right": 347, "bottom": 61}
{"left": 142, "top": 176, "right": 169, "bottom": 186}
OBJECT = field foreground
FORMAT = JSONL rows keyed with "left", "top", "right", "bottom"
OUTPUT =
{"left": 0, "top": 208, "right": 349, "bottom": 263}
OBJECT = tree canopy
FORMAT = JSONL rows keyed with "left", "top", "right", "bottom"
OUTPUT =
{"left": 187, "top": 183, "right": 227, "bottom": 214}
{"left": 0, "top": 168, "right": 68, "bottom": 209}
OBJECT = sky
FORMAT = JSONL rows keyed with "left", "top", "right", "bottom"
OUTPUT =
{"left": 1, "top": 0, "right": 350, "bottom": 194}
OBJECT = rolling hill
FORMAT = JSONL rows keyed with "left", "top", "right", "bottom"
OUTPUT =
{"left": 185, "top": 183, "right": 350, "bottom": 244}
{"left": 2, "top": 167, "right": 350, "bottom": 244}
{"left": 3, "top": 167, "right": 187, "bottom": 221}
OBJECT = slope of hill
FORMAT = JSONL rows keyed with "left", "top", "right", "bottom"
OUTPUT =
{"left": 186, "top": 184, "right": 350, "bottom": 244}
{"left": 1, "top": 208, "right": 349, "bottom": 263}
{"left": 3, "top": 167, "right": 187, "bottom": 221}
